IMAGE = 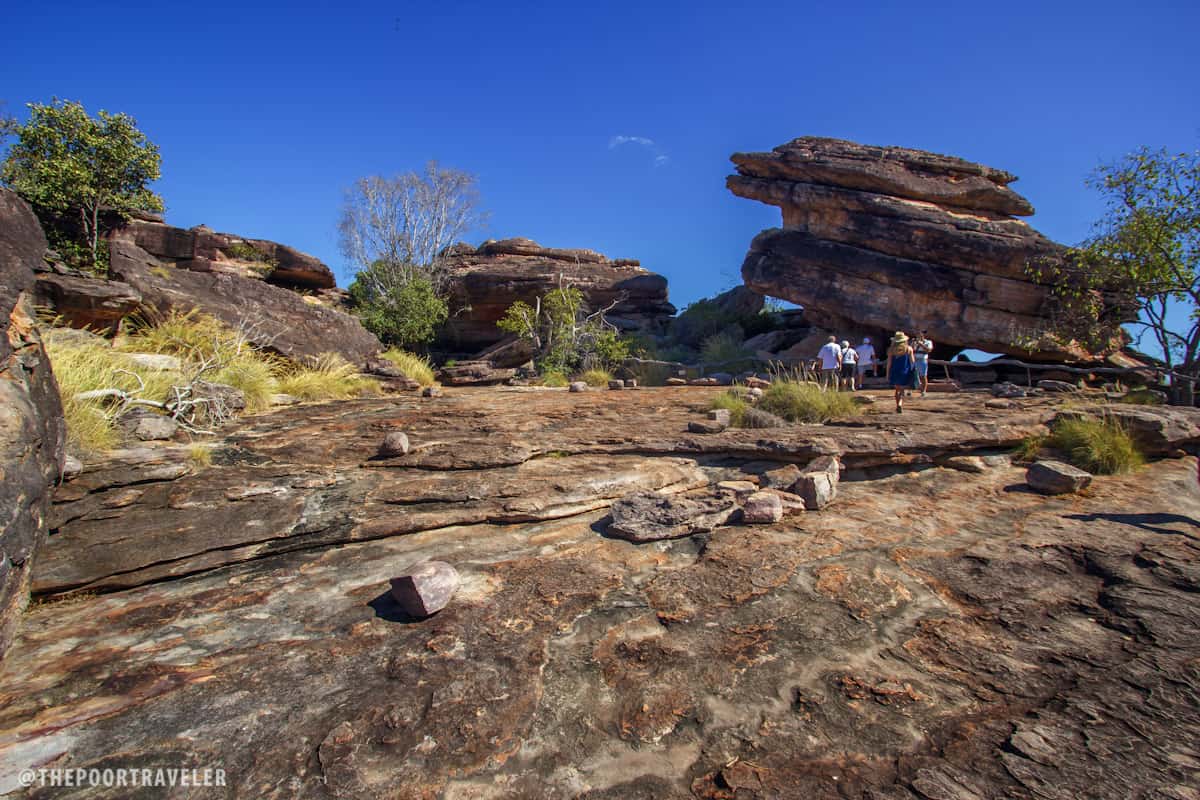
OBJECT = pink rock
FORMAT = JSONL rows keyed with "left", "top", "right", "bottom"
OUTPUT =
{"left": 389, "top": 561, "right": 460, "bottom": 617}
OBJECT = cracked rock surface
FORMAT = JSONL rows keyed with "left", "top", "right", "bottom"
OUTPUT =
{"left": 2, "top": 387, "right": 1199, "bottom": 798}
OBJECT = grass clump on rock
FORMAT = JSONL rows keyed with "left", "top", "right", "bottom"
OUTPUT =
{"left": 276, "top": 353, "right": 379, "bottom": 401}
{"left": 381, "top": 348, "right": 436, "bottom": 386}
{"left": 1046, "top": 416, "right": 1143, "bottom": 474}
{"left": 759, "top": 380, "right": 857, "bottom": 423}
{"left": 710, "top": 390, "right": 750, "bottom": 426}
{"left": 540, "top": 370, "right": 569, "bottom": 387}
{"left": 580, "top": 368, "right": 613, "bottom": 387}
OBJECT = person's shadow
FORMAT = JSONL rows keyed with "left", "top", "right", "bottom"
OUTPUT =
{"left": 1066, "top": 512, "right": 1200, "bottom": 540}
{"left": 367, "top": 589, "right": 426, "bottom": 624}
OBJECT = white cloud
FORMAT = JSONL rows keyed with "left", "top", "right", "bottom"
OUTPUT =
{"left": 609, "top": 135, "right": 670, "bottom": 168}
{"left": 608, "top": 135, "right": 656, "bottom": 149}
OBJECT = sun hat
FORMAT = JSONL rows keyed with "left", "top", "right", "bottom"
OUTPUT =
{"left": 891, "top": 332, "right": 909, "bottom": 345}
{"left": 841, "top": 340, "right": 850, "bottom": 348}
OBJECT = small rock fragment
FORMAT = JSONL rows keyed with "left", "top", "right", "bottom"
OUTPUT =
{"left": 389, "top": 561, "right": 460, "bottom": 617}
{"left": 61, "top": 455, "right": 83, "bottom": 481}
{"left": 568, "top": 381, "right": 588, "bottom": 393}
{"left": 747, "top": 387, "right": 765, "bottom": 400}
{"left": 1026, "top": 460, "right": 1092, "bottom": 495}
{"left": 666, "top": 377, "right": 687, "bottom": 386}
{"left": 940, "top": 455, "right": 988, "bottom": 474}
{"left": 708, "top": 408, "right": 732, "bottom": 426}
{"left": 1037, "top": 379, "right": 1079, "bottom": 393}
{"left": 688, "top": 420, "right": 726, "bottom": 434}
{"left": 793, "top": 455, "right": 840, "bottom": 510}
{"left": 741, "top": 491, "right": 784, "bottom": 524}
{"left": 133, "top": 415, "right": 178, "bottom": 441}
{"left": 608, "top": 380, "right": 625, "bottom": 390}
{"left": 985, "top": 398, "right": 1016, "bottom": 409}
{"left": 379, "top": 431, "right": 411, "bottom": 457}
{"left": 422, "top": 385, "right": 443, "bottom": 398}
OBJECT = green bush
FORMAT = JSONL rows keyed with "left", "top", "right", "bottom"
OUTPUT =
{"left": 759, "top": 380, "right": 857, "bottom": 423}
{"left": 540, "top": 370, "right": 569, "bottom": 387}
{"left": 1047, "top": 416, "right": 1143, "bottom": 474}
{"left": 700, "top": 330, "right": 751, "bottom": 366}
{"left": 710, "top": 389, "right": 751, "bottom": 426}
{"left": 349, "top": 274, "right": 448, "bottom": 349}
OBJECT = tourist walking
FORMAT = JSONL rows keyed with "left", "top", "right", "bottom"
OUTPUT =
{"left": 913, "top": 330, "right": 933, "bottom": 397}
{"left": 854, "top": 336, "right": 876, "bottom": 385}
{"left": 840, "top": 340, "right": 858, "bottom": 390}
{"left": 817, "top": 335, "right": 842, "bottom": 390}
{"left": 885, "top": 332, "right": 916, "bottom": 413}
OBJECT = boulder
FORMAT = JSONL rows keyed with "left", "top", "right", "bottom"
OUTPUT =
{"left": 191, "top": 381, "right": 246, "bottom": 418}
{"left": 437, "top": 361, "right": 517, "bottom": 386}
{"left": 608, "top": 380, "right": 626, "bottom": 390}
{"left": 688, "top": 420, "right": 726, "bottom": 434}
{"left": 130, "top": 413, "right": 179, "bottom": 441}
{"left": 106, "top": 239, "right": 380, "bottom": 366}
{"left": 569, "top": 381, "right": 588, "bottom": 393}
{"left": 1026, "top": 460, "right": 1092, "bottom": 495}
{"left": 379, "top": 432, "right": 411, "bottom": 457}
{"left": 389, "top": 561, "right": 460, "bottom": 617}
{"left": 729, "top": 136, "right": 1121, "bottom": 361}
{"left": 761, "top": 463, "right": 802, "bottom": 490}
{"left": 608, "top": 491, "right": 737, "bottom": 543}
{"left": 939, "top": 455, "right": 989, "bottom": 474}
{"left": 793, "top": 455, "right": 840, "bottom": 510}
{"left": 741, "top": 491, "right": 784, "bottom": 524}
{"left": 0, "top": 188, "right": 67, "bottom": 660}
{"left": 708, "top": 409, "right": 732, "bottom": 426}
{"left": 436, "top": 238, "right": 676, "bottom": 351}
{"left": 33, "top": 273, "right": 142, "bottom": 333}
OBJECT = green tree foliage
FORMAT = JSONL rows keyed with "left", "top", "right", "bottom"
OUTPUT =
{"left": 497, "top": 284, "right": 629, "bottom": 374}
{"left": 1030, "top": 146, "right": 1199, "bottom": 377}
{"left": 1, "top": 99, "right": 163, "bottom": 271}
{"left": 348, "top": 271, "right": 448, "bottom": 349}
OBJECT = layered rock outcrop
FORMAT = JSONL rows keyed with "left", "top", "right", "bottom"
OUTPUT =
{"left": 31, "top": 216, "right": 381, "bottom": 365}
{"left": 438, "top": 238, "right": 676, "bottom": 352}
{"left": 0, "top": 188, "right": 66, "bottom": 660}
{"left": 728, "top": 137, "right": 1101, "bottom": 360}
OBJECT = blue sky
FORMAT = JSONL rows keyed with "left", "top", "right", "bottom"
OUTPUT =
{"left": 3, "top": 0, "right": 1198, "bottom": 330}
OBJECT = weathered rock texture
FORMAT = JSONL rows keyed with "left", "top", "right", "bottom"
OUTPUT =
{"left": 0, "top": 189, "right": 66, "bottom": 661}
{"left": 106, "top": 238, "right": 381, "bottom": 365}
{"left": 729, "top": 136, "right": 1104, "bottom": 360}
{"left": 32, "top": 217, "right": 381, "bottom": 365}
{"left": 2, "top": 385, "right": 1199, "bottom": 798}
{"left": 438, "top": 238, "right": 676, "bottom": 352}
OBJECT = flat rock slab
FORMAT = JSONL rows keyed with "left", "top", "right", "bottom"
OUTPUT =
{"left": 1027, "top": 459, "right": 1093, "bottom": 495}
{"left": 608, "top": 491, "right": 737, "bottom": 542}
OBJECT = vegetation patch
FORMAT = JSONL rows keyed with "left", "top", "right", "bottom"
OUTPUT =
{"left": 758, "top": 380, "right": 857, "bottom": 424}
{"left": 276, "top": 353, "right": 378, "bottom": 401}
{"left": 540, "top": 370, "right": 569, "bottom": 387}
{"left": 381, "top": 348, "right": 437, "bottom": 386}
{"left": 579, "top": 368, "right": 613, "bottom": 387}
{"left": 709, "top": 389, "right": 751, "bottom": 427}
{"left": 1046, "top": 416, "right": 1144, "bottom": 474}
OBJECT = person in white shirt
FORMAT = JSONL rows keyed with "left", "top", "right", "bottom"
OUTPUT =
{"left": 839, "top": 340, "right": 858, "bottom": 390}
{"left": 854, "top": 337, "right": 876, "bottom": 387}
{"left": 816, "top": 335, "right": 842, "bottom": 390}
{"left": 913, "top": 330, "right": 933, "bottom": 396}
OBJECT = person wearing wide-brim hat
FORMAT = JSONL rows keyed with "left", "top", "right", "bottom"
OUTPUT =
{"left": 884, "top": 332, "right": 916, "bottom": 413}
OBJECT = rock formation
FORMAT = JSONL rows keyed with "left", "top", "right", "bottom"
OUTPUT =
{"left": 31, "top": 216, "right": 381, "bottom": 364}
{"left": 0, "top": 188, "right": 66, "bottom": 660}
{"left": 728, "top": 136, "right": 1104, "bottom": 360}
{"left": 437, "top": 238, "right": 676, "bottom": 353}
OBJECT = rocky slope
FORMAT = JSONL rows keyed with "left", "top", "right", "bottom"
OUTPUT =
{"left": 728, "top": 137, "right": 1111, "bottom": 361}
{"left": 438, "top": 238, "right": 676, "bottom": 353}
{"left": 2, "top": 384, "right": 1199, "bottom": 798}
{"left": 34, "top": 216, "right": 381, "bottom": 365}
{"left": 0, "top": 188, "right": 66, "bottom": 661}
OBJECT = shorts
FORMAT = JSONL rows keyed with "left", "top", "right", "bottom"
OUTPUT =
{"left": 915, "top": 359, "right": 929, "bottom": 378}
{"left": 841, "top": 363, "right": 857, "bottom": 379}
{"left": 857, "top": 362, "right": 872, "bottom": 374}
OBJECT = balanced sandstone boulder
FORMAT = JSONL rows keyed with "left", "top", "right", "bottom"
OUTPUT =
{"left": 728, "top": 136, "right": 1119, "bottom": 361}
{"left": 793, "top": 455, "right": 841, "bottom": 510}
{"left": 0, "top": 188, "right": 67, "bottom": 660}
{"left": 741, "top": 491, "right": 784, "bottom": 524}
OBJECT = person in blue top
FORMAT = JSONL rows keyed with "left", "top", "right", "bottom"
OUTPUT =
{"left": 885, "top": 331, "right": 916, "bottom": 413}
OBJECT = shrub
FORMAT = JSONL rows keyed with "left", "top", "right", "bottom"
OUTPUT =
{"left": 381, "top": 348, "right": 436, "bottom": 386}
{"left": 759, "top": 380, "right": 857, "bottom": 423}
{"left": 276, "top": 353, "right": 378, "bottom": 401}
{"left": 591, "top": 328, "right": 630, "bottom": 369}
{"left": 710, "top": 390, "right": 750, "bottom": 426}
{"left": 700, "top": 330, "right": 751, "bottom": 366}
{"left": 350, "top": 275, "right": 448, "bottom": 349}
{"left": 1047, "top": 416, "right": 1143, "bottom": 474}
{"left": 213, "top": 356, "right": 277, "bottom": 413}
{"left": 540, "top": 370, "right": 569, "bottom": 387}
{"left": 580, "top": 368, "right": 613, "bottom": 387}
{"left": 188, "top": 444, "right": 213, "bottom": 469}
{"left": 121, "top": 310, "right": 245, "bottom": 363}
{"left": 1013, "top": 434, "right": 1047, "bottom": 463}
